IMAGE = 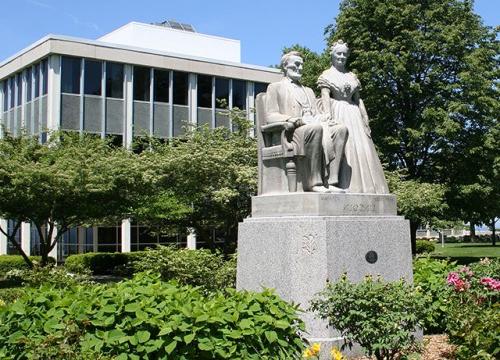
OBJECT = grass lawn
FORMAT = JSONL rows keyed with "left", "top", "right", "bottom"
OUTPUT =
{"left": 431, "top": 242, "right": 499, "bottom": 264}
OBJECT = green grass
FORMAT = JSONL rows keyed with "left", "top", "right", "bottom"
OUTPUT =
{"left": 431, "top": 242, "right": 499, "bottom": 265}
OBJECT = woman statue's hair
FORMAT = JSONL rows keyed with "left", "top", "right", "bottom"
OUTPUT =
{"left": 330, "top": 40, "right": 350, "bottom": 56}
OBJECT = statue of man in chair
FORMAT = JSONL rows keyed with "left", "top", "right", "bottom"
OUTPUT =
{"left": 262, "top": 51, "right": 348, "bottom": 193}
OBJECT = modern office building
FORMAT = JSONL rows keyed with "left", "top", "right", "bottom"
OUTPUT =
{"left": 0, "top": 21, "right": 281, "bottom": 260}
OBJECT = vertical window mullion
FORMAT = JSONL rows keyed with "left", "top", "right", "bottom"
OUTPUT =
{"left": 211, "top": 76, "right": 215, "bottom": 128}
{"left": 168, "top": 70, "right": 173, "bottom": 138}
{"left": 150, "top": 68, "right": 154, "bottom": 137}
{"left": 101, "top": 61, "right": 106, "bottom": 138}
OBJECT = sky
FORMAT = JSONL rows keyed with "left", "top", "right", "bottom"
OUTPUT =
{"left": 0, "top": 0, "right": 498, "bottom": 67}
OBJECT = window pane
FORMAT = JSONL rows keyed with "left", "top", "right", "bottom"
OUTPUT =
{"left": 254, "top": 82, "right": 268, "bottom": 98}
{"left": 2, "top": 81, "right": 7, "bottom": 110}
{"left": 106, "top": 62, "right": 123, "bottom": 99}
{"left": 61, "top": 56, "right": 81, "bottom": 94}
{"left": 215, "top": 77, "right": 229, "bottom": 108}
{"left": 172, "top": 71, "right": 188, "bottom": 105}
{"left": 41, "top": 59, "right": 48, "bottom": 95}
{"left": 133, "top": 66, "right": 150, "bottom": 101}
{"left": 197, "top": 74, "right": 212, "bottom": 108}
{"left": 154, "top": 69, "right": 169, "bottom": 103}
{"left": 9, "top": 77, "right": 14, "bottom": 109}
{"left": 26, "top": 68, "right": 32, "bottom": 102}
{"left": 232, "top": 79, "right": 246, "bottom": 110}
{"left": 84, "top": 60, "right": 102, "bottom": 96}
{"left": 34, "top": 63, "right": 40, "bottom": 98}
{"left": 16, "top": 74, "right": 22, "bottom": 106}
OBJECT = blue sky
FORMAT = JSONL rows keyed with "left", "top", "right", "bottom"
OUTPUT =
{"left": 0, "top": 0, "right": 498, "bottom": 67}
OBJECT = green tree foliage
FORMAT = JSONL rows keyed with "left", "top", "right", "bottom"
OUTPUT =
{"left": 325, "top": 0, "right": 499, "bottom": 232}
{"left": 0, "top": 133, "right": 150, "bottom": 266}
{"left": 138, "top": 109, "right": 257, "bottom": 251}
{"left": 386, "top": 171, "right": 447, "bottom": 252}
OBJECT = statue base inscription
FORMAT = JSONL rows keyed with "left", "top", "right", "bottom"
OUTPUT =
{"left": 237, "top": 193, "right": 413, "bottom": 358}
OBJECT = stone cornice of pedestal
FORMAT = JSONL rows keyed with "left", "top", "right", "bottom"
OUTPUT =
{"left": 251, "top": 193, "right": 397, "bottom": 218}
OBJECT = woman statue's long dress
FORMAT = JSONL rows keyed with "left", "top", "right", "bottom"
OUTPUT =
{"left": 318, "top": 41, "right": 389, "bottom": 194}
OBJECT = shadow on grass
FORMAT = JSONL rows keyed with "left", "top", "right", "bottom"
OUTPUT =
{"left": 430, "top": 255, "right": 488, "bottom": 265}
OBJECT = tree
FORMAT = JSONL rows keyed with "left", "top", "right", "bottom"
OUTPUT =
{"left": 137, "top": 109, "right": 257, "bottom": 252}
{"left": 321, "top": 0, "right": 498, "bottom": 246}
{"left": 0, "top": 132, "right": 150, "bottom": 266}
{"left": 386, "top": 171, "right": 447, "bottom": 253}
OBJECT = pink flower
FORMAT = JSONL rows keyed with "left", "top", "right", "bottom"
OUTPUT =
{"left": 480, "top": 277, "right": 500, "bottom": 291}
{"left": 454, "top": 279, "right": 470, "bottom": 292}
{"left": 459, "top": 266, "right": 473, "bottom": 278}
{"left": 447, "top": 272, "right": 460, "bottom": 286}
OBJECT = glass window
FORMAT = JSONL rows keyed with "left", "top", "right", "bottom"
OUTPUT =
{"left": 232, "top": 79, "right": 247, "bottom": 110}
{"left": 2, "top": 81, "right": 7, "bottom": 110}
{"left": 84, "top": 60, "right": 102, "bottom": 96}
{"left": 16, "top": 74, "right": 22, "bottom": 106}
{"left": 41, "top": 59, "right": 48, "bottom": 95}
{"left": 215, "top": 77, "right": 229, "bottom": 108}
{"left": 154, "top": 69, "right": 169, "bottom": 103}
{"left": 133, "top": 66, "right": 150, "bottom": 101}
{"left": 9, "top": 77, "right": 14, "bottom": 109}
{"left": 197, "top": 74, "right": 212, "bottom": 108}
{"left": 106, "top": 62, "right": 124, "bottom": 99}
{"left": 26, "top": 68, "right": 32, "bottom": 102}
{"left": 34, "top": 63, "right": 40, "bottom": 98}
{"left": 254, "top": 82, "right": 268, "bottom": 98}
{"left": 61, "top": 56, "right": 81, "bottom": 94}
{"left": 172, "top": 71, "right": 188, "bottom": 105}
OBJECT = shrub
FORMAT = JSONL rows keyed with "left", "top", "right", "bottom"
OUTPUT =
{"left": 415, "top": 240, "right": 435, "bottom": 254}
{"left": 64, "top": 252, "right": 146, "bottom": 275}
{"left": 133, "top": 246, "right": 237, "bottom": 292}
{"left": 0, "top": 273, "right": 305, "bottom": 359}
{"left": 413, "top": 256, "right": 456, "bottom": 333}
{"left": 0, "top": 256, "right": 55, "bottom": 277}
{"left": 0, "top": 287, "right": 25, "bottom": 305}
{"left": 310, "top": 274, "right": 427, "bottom": 360}
{"left": 445, "top": 258, "right": 500, "bottom": 359}
{"left": 5, "top": 264, "right": 93, "bottom": 288}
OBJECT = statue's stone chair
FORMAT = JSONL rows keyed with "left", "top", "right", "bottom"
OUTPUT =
{"left": 255, "top": 93, "right": 299, "bottom": 195}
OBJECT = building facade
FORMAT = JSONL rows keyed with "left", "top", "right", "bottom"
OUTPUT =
{"left": 0, "top": 21, "right": 281, "bottom": 260}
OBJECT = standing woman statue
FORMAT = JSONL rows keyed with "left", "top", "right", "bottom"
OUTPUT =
{"left": 318, "top": 40, "right": 389, "bottom": 194}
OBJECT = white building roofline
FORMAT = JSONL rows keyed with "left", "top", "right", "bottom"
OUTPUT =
{"left": 0, "top": 34, "right": 280, "bottom": 76}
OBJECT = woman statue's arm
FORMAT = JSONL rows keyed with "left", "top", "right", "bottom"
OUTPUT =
{"left": 358, "top": 98, "right": 371, "bottom": 138}
{"left": 320, "top": 87, "right": 331, "bottom": 115}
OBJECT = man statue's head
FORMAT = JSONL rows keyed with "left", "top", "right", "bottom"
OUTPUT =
{"left": 280, "top": 51, "right": 303, "bottom": 83}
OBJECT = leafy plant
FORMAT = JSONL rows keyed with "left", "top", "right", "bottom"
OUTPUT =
{"left": 132, "top": 246, "right": 236, "bottom": 292}
{"left": 310, "top": 274, "right": 427, "bottom": 360}
{"left": 413, "top": 256, "right": 456, "bottom": 333}
{"left": 415, "top": 240, "right": 436, "bottom": 254}
{"left": 0, "top": 256, "right": 55, "bottom": 277}
{"left": 5, "top": 264, "right": 93, "bottom": 288}
{"left": 445, "top": 258, "right": 500, "bottom": 359}
{"left": 0, "top": 273, "right": 305, "bottom": 359}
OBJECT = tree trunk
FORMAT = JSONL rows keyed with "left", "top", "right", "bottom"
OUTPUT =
{"left": 410, "top": 220, "right": 419, "bottom": 256}
{"left": 492, "top": 218, "right": 496, "bottom": 246}
{"left": 469, "top": 222, "right": 476, "bottom": 240}
{"left": 0, "top": 222, "right": 33, "bottom": 268}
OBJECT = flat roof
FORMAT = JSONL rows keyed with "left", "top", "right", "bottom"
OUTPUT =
{"left": 0, "top": 34, "right": 281, "bottom": 83}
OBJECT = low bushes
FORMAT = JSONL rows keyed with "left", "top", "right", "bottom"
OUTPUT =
{"left": 415, "top": 239, "right": 435, "bottom": 254}
{"left": 133, "top": 246, "right": 236, "bottom": 292}
{"left": 0, "top": 273, "right": 305, "bottom": 359}
{"left": 0, "top": 255, "right": 55, "bottom": 277}
{"left": 65, "top": 252, "right": 146, "bottom": 275}
{"left": 310, "top": 274, "right": 427, "bottom": 360}
{"left": 413, "top": 256, "right": 456, "bottom": 333}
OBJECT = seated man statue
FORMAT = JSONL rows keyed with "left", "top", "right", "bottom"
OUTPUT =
{"left": 265, "top": 51, "right": 347, "bottom": 192}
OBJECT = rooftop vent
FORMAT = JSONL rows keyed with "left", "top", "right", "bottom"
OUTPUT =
{"left": 153, "top": 20, "right": 196, "bottom": 32}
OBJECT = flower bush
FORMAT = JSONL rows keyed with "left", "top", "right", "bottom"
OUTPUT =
{"left": 445, "top": 258, "right": 500, "bottom": 359}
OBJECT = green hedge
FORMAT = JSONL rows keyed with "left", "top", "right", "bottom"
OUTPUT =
{"left": 0, "top": 256, "right": 55, "bottom": 277}
{"left": 0, "top": 274, "right": 305, "bottom": 359}
{"left": 415, "top": 239, "right": 435, "bottom": 254}
{"left": 65, "top": 252, "right": 146, "bottom": 275}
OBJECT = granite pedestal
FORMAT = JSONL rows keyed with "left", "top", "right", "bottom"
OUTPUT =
{"left": 236, "top": 193, "right": 413, "bottom": 358}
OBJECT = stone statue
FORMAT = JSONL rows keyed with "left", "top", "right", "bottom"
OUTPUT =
{"left": 318, "top": 40, "right": 389, "bottom": 194}
{"left": 261, "top": 51, "right": 347, "bottom": 193}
